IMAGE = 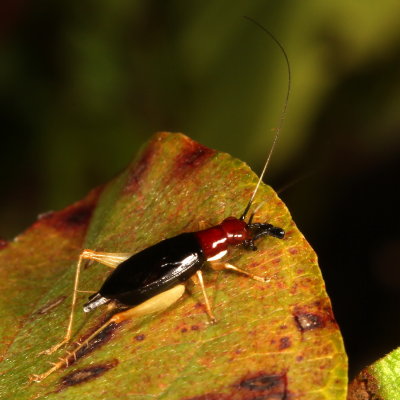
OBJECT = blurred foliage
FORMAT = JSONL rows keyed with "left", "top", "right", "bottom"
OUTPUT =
{"left": 1, "top": 0, "right": 400, "bottom": 379}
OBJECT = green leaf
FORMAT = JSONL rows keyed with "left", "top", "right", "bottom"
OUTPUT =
{"left": 0, "top": 133, "right": 347, "bottom": 399}
{"left": 348, "top": 347, "right": 400, "bottom": 400}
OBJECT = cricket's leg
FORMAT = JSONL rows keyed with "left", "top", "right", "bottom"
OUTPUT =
{"left": 39, "top": 249, "right": 133, "bottom": 356}
{"left": 191, "top": 270, "right": 216, "bottom": 323}
{"left": 210, "top": 262, "right": 269, "bottom": 283}
{"left": 30, "top": 284, "right": 185, "bottom": 383}
{"left": 79, "top": 250, "right": 133, "bottom": 268}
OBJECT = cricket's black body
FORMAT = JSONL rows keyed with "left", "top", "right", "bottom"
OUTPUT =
{"left": 86, "top": 233, "right": 205, "bottom": 309}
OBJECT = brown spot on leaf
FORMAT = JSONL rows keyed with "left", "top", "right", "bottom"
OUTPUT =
{"left": 272, "top": 257, "right": 281, "bottom": 265}
{"left": 279, "top": 336, "right": 291, "bottom": 350}
{"left": 293, "top": 301, "right": 337, "bottom": 333}
{"left": 36, "top": 187, "right": 101, "bottom": 234}
{"left": 34, "top": 296, "right": 66, "bottom": 316}
{"left": 65, "top": 322, "right": 120, "bottom": 367}
{"left": 172, "top": 140, "right": 215, "bottom": 179}
{"left": 135, "top": 334, "right": 145, "bottom": 341}
{"left": 191, "top": 325, "right": 199, "bottom": 331}
{"left": 0, "top": 238, "right": 8, "bottom": 250}
{"left": 294, "top": 312, "right": 324, "bottom": 332}
{"left": 58, "top": 359, "right": 118, "bottom": 391}
{"left": 239, "top": 372, "right": 287, "bottom": 394}
{"left": 123, "top": 144, "right": 155, "bottom": 194}
{"left": 184, "top": 372, "right": 288, "bottom": 400}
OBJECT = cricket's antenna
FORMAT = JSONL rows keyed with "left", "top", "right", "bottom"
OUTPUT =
{"left": 240, "top": 17, "right": 291, "bottom": 221}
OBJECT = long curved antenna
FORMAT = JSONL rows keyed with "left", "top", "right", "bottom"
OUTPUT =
{"left": 240, "top": 16, "right": 291, "bottom": 221}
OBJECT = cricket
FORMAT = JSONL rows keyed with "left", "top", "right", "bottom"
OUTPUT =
{"left": 30, "top": 18, "right": 291, "bottom": 383}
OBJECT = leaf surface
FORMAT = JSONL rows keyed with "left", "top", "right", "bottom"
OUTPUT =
{"left": 0, "top": 133, "right": 347, "bottom": 399}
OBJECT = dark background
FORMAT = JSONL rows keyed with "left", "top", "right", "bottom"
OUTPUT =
{"left": 1, "top": 1, "right": 400, "bottom": 378}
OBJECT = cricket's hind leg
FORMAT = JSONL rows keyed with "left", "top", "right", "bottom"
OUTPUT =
{"left": 38, "top": 250, "right": 133, "bottom": 356}
{"left": 30, "top": 284, "right": 185, "bottom": 383}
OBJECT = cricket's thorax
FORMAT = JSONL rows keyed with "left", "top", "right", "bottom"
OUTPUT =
{"left": 195, "top": 217, "right": 250, "bottom": 261}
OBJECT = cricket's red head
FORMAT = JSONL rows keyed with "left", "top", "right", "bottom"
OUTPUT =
{"left": 221, "top": 215, "right": 285, "bottom": 251}
{"left": 221, "top": 217, "right": 250, "bottom": 245}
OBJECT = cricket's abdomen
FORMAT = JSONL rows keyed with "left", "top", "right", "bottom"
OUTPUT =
{"left": 98, "top": 232, "right": 205, "bottom": 306}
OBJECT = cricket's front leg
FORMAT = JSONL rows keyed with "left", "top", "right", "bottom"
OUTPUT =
{"left": 210, "top": 262, "right": 270, "bottom": 283}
